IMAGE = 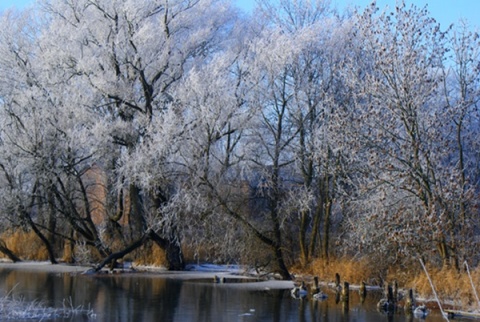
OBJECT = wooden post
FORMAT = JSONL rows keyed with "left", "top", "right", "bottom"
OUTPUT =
{"left": 335, "top": 273, "right": 341, "bottom": 289}
{"left": 341, "top": 281, "right": 349, "bottom": 302}
{"left": 334, "top": 273, "right": 341, "bottom": 304}
{"left": 342, "top": 281, "right": 349, "bottom": 312}
{"left": 312, "top": 276, "right": 320, "bottom": 294}
{"left": 360, "top": 281, "right": 367, "bottom": 303}
{"left": 392, "top": 280, "right": 398, "bottom": 304}
{"left": 404, "top": 289, "right": 414, "bottom": 313}
{"left": 342, "top": 299, "right": 349, "bottom": 314}
{"left": 387, "top": 284, "right": 394, "bottom": 303}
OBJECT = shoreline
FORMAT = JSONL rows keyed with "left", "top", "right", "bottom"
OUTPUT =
{"left": 0, "top": 260, "right": 92, "bottom": 273}
{"left": 2, "top": 261, "right": 473, "bottom": 314}
{"left": 0, "top": 260, "right": 295, "bottom": 290}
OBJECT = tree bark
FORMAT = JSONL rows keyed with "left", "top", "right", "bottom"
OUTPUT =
{"left": 437, "top": 238, "right": 449, "bottom": 268}
{"left": 128, "top": 184, "right": 146, "bottom": 241}
{"left": 299, "top": 209, "right": 310, "bottom": 267}
{"left": 0, "top": 239, "right": 21, "bottom": 263}
{"left": 22, "top": 186, "right": 57, "bottom": 264}
{"left": 274, "top": 245, "right": 291, "bottom": 280}
{"left": 94, "top": 232, "right": 150, "bottom": 272}
{"left": 149, "top": 230, "right": 185, "bottom": 271}
{"left": 322, "top": 200, "right": 331, "bottom": 261}
{"left": 93, "top": 229, "right": 185, "bottom": 272}
{"left": 308, "top": 182, "right": 324, "bottom": 256}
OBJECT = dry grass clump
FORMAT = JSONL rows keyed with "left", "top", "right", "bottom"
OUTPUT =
{"left": 296, "top": 256, "right": 480, "bottom": 310}
{"left": 304, "top": 257, "right": 378, "bottom": 285}
{"left": 1, "top": 231, "right": 48, "bottom": 261}
{"left": 133, "top": 243, "right": 167, "bottom": 267}
{"left": 181, "top": 243, "right": 210, "bottom": 264}
{"left": 408, "top": 265, "right": 480, "bottom": 308}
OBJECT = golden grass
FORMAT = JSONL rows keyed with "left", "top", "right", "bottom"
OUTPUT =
{"left": 408, "top": 265, "right": 480, "bottom": 308}
{"left": 61, "top": 239, "right": 74, "bottom": 263}
{"left": 3, "top": 227, "right": 479, "bottom": 310}
{"left": 295, "top": 257, "right": 378, "bottom": 285}
{"left": 293, "top": 256, "right": 480, "bottom": 310}
{"left": 2, "top": 230, "right": 49, "bottom": 261}
{"left": 133, "top": 242, "right": 167, "bottom": 267}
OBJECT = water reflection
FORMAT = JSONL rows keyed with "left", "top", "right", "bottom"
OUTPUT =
{"left": 0, "top": 267, "right": 470, "bottom": 321}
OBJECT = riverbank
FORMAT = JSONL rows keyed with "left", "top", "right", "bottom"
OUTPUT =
{"left": 0, "top": 260, "right": 296, "bottom": 291}
{"left": 0, "top": 260, "right": 91, "bottom": 273}
{"left": 2, "top": 259, "right": 479, "bottom": 314}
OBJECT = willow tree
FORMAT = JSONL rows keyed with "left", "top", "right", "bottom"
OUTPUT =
{"left": 0, "top": 8, "right": 107, "bottom": 263}
{"left": 38, "top": 0, "right": 237, "bottom": 269}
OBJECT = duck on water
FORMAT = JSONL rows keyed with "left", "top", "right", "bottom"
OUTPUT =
{"left": 291, "top": 277, "right": 328, "bottom": 300}
{"left": 291, "top": 281, "right": 308, "bottom": 299}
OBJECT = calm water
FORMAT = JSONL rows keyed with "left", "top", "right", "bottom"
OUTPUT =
{"left": 0, "top": 267, "right": 470, "bottom": 321}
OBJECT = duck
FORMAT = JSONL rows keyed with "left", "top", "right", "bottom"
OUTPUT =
{"left": 311, "top": 277, "right": 328, "bottom": 300}
{"left": 291, "top": 281, "right": 308, "bottom": 299}
{"left": 413, "top": 305, "right": 428, "bottom": 317}
{"left": 313, "top": 290, "right": 328, "bottom": 300}
{"left": 377, "top": 298, "right": 395, "bottom": 312}
{"left": 213, "top": 275, "right": 225, "bottom": 283}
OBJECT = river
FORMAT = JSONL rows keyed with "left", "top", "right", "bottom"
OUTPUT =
{"left": 0, "top": 266, "right": 471, "bottom": 321}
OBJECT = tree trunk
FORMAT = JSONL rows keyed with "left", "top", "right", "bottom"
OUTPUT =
{"left": 308, "top": 190, "right": 324, "bottom": 259}
{"left": 94, "top": 232, "right": 150, "bottom": 272}
{"left": 274, "top": 245, "right": 291, "bottom": 280}
{"left": 269, "top": 192, "right": 291, "bottom": 280}
{"left": 47, "top": 189, "right": 57, "bottom": 253}
{"left": 322, "top": 200, "right": 332, "bottom": 261}
{"left": 271, "top": 205, "right": 291, "bottom": 280}
{"left": 437, "top": 238, "right": 449, "bottom": 268}
{"left": 128, "top": 184, "right": 146, "bottom": 241}
{"left": 22, "top": 187, "right": 57, "bottom": 264}
{"left": 25, "top": 212, "right": 57, "bottom": 264}
{"left": 299, "top": 209, "right": 310, "bottom": 267}
{"left": 149, "top": 230, "right": 185, "bottom": 271}
{"left": 93, "top": 229, "right": 185, "bottom": 272}
{"left": 0, "top": 239, "right": 21, "bottom": 263}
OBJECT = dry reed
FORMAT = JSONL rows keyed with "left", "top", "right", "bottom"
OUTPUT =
{"left": 294, "top": 256, "right": 480, "bottom": 311}
{"left": 1, "top": 231, "right": 48, "bottom": 261}
{"left": 303, "top": 257, "right": 377, "bottom": 285}
{"left": 409, "top": 264, "right": 480, "bottom": 309}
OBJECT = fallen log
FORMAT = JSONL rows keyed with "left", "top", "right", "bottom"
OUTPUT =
{"left": 445, "top": 309, "right": 480, "bottom": 319}
{"left": 93, "top": 232, "right": 150, "bottom": 272}
{"left": 0, "top": 239, "right": 21, "bottom": 263}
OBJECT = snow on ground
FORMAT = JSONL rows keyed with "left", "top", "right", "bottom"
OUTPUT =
{"left": 135, "top": 263, "right": 295, "bottom": 290}
{"left": 0, "top": 262, "right": 386, "bottom": 292}
{"left": 0, "top": 261, "right": 295, "bottom": 290}
{"left": 185, "top": 263, "right": 245, "bottom": 273}
{"left": 0, "top": 261, "right": 91, "bottom": 273}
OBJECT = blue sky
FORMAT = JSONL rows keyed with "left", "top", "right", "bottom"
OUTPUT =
{"left": 0, "top": 0, "right": 478, "bottom": 30}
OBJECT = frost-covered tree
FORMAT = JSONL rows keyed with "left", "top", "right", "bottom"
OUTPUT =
{"left": 342, "top": 1, "right": 479, "bottom": 268}
{"left": 2, "top": 0, "right": 480, "bottom": 276}
{"left": 37, "top": 0, "right": 238, "bottom": 269}
{"left": 247, "top": 0, "right": 355, "bottom": 268}
{"left": 285, "top": 15, "right": 354, "bottom": 266}
{"left": 438, "top": 23, "right": 480, "bottom": 265}
{"left": 0, "top": 8, "right": 106, "bottom": 263}
{"left": 165, "top": 49, "right": 253, "bottom": 263}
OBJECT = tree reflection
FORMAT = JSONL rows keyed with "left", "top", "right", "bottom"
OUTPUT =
{"left": 0, "top": 269, "right": 448, "bottom": 321}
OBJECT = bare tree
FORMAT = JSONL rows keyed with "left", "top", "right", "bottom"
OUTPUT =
{"left": 342, "top": 1, "right": 477, "bottom": 268}
{"left": 438, "top": 23, "right": 480, "bottom": 265}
